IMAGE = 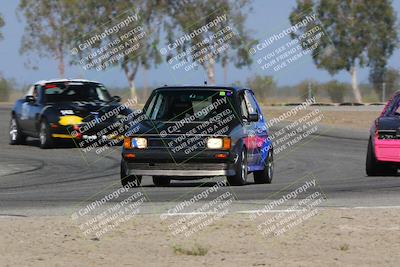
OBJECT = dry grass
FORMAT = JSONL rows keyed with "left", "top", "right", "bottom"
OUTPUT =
{"left": 172, "top": 244, "right": 209, "bottom": 256}
{"left": 262, "top": 107, "right": 380, "bottom": 130}
{"left": 339, "top": 243, "right": 350, "bottom": 251}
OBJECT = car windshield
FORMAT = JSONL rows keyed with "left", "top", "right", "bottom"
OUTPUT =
{"left": 385, "top": 95, "right": 400, "bottom": 116}
{"left": 43, "top": 82, "right": 112, "bottom": 103}
{"left": 144, "top": 89, "right": 238, "bottom": 122}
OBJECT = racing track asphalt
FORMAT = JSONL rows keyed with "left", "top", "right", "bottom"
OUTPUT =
{"left": 1, "top": 105, "right": 400, "bottom": 216}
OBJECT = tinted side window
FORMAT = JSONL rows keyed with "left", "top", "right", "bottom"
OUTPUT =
{"left": 244, "top": 90, "right": 258, "bottom": 115}
{"left": 25, "top": 85, "right": 35, "bottom": 96}
{"left": 384, "top": 95, "right": 400, "bottom": 116}
{"left": 240, "top": 95, "right": 249, "bottom": 118}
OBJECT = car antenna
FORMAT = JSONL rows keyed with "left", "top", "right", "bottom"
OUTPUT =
{"left": 204, "top": 80, "right": 207, "bottom": 85}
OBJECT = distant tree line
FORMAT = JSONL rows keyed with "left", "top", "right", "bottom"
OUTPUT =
{"left": 104, "top": 68, "right": 400, "bottom": 105}
{"left": 231, "top": 69, "right": 400, "bottom": 104}
{"left": 0, "top": 13, "right": 4, "bottom": 40}
{"left": 16, "top": 0, "right": 254, "bottom": 97}
{"left": 290, "top": 0, "right": 398, "bottom": 103}
{"left": 0, "top": 1, "right": 399, "bottom": 103}
{"left": 0, "top": 76, "right": 17, "bottom": 102}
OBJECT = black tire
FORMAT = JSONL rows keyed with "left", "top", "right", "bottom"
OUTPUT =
{"left": 9, "top": 117, "right": 26, "bottom": 145}
{"left": 39, "top": 119, "right": 54, "bottom": 149}
{"left": 120, "top": 160, "right": 142, "bottom": 187}
{"left": 366, "top": 137, "right": 396, "bottom": 176}
{"left": 227, "top": 148, "right": 248, "bottom": 186}
{"left": 254, "top": 150, "right": 274, "bottom": 184}
{"left": 152, "top": 176, "right": 171, "bottom": 186}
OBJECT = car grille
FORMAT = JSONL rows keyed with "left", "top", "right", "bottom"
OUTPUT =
{"left": 147, "top": 136, "right": 207, "bottom": 149}
{"left": 127, "top": 162, "right": 228, "bottom": 170}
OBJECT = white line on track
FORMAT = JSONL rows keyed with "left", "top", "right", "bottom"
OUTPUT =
{"left": 158, "top": 206, "right": 400, "bottom": 216}
{"left": 338, "top": 205, "right": 400, "bottom": 209}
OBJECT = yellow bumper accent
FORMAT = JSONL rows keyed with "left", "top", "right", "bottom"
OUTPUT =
{"left": 58, "top": 115, "right": 83, "bottom": 126}
{"left": 51, "top": 134, "right": 75, "bottom": 139}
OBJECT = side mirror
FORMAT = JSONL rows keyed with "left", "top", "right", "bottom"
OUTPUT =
{"left": 112, "top": 95, "right": 121, "bottom": 102}
{"left": 25, "top": 95, "right": 35, "bottom": 103}
{"left": 248, "top": 113, "right": 259, "bottom": 122}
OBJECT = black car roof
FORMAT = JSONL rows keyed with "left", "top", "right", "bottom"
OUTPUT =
{"left": 154, "top": 85, "right": 246, "bottom": 92}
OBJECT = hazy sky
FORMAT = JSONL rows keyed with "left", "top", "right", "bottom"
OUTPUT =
{"left": 0, "top": 0, "right": 399, "bottom": 89}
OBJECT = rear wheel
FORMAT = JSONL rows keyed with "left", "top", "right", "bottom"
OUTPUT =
{"left": 120, "top": 160, "right": 142, "bottom": 187}
{"left": 254, "top": 150, "right": 273, "bottom": 184}
{"left": 152, "top": 176, "right": 171, "bottom": 186}
{"left": 366, "top": 137, "right": 396, "bottom": 176}
{"left": 9, "top": 117, "right": 26, "bottom": 145}
{"left": 39, "top": 120, "right": 54, "bottom": 149}
{"left": 227, "top": 148, "right": 248, "bottom": 186}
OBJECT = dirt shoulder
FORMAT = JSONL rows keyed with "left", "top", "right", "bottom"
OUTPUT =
{"left": 0, "top": 102, "right": 380, "bottom": 130}
{"left": 1, "top": 208, "right": 399, "bottom": 267}
{"left": 263, "top": 106, "right": 381, "bottom": 130}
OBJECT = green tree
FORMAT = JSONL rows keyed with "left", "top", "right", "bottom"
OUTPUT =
{"left": 296, "top": 80, "right": 318, "bottom": 101}
{"left": 246, "top": 74, "right": 276, "bottom": 102}
{"left": 367, "top": 1, "right": 398, "bottom": 97}
{"left": 322, "top": 80, "right": 349, "bottom": 103}
{"left": 18, "top": 0, "right": 80, "bottom": 77}
{"left": 384, "top": 68, "right": 400, "bottom": 96}
{"left": 370, "top": 68, "right": 400, "bottom": 100}
{"left": 163, "top": 0, "right": 255, "bottom": 84}
{"left": 0, "top": 77, "right": 15, "bottom": 102}
{"left": 231, "top": 80, "right": 243, "bottom": 87}
{"left": 289, "top": 0, "right": 398, "bottom": 103}
{"left": 372, "top": 68, "right": 400, "bottom": 101}
{"left": 0, "top": 13, "right": 5, "bottom": 40}
{"left": 70, "top": 0, "right": 163, "bottom": 97}
{"left": 369, "top": 65, "right": 386, "bottom": 96}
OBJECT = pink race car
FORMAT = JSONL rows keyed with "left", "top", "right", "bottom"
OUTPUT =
{"left": 366, "top": 91, "right": 400, "bottom": 176}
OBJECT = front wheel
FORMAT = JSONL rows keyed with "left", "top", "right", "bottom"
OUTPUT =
{"left": 227, "top": 148, "right": 248, "bottom": 186}
{"left": 254, "top": 150, "right": 274, "bottom": 184}
{"left": 9, "top": 117, "right": 26, "bottom": 145}
{"left": 120, "top": 160, "right": 142, "bottom": 187}
{"left": 39, "top": 120, "right": 54, "bottom": 149}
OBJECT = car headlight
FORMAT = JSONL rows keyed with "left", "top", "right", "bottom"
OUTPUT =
{"left": 207, "top": 137, "right": 231, "bottom": 150}
{"left": 124, "top": 137, "right": 147, "bottom": 149}
{"left": 60, "top": 109, "right": 74, "bottom": 115}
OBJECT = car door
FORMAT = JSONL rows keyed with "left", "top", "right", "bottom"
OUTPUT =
{"left": 240, "top": 90, "right": 260, "bottom": 166}
{"left": 246, "top": 90, "right": 270, "bottom": 166}
{"left": 25, "top": 85, "right": 43, "bottom": 135}
{"left": 19, "top": 85, "right": 35, "bottom": 132}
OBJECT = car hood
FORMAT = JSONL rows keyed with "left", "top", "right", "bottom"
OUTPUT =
{"left": 48, "top": 101, "right": 129, "bottom": 118}
{"left": 132, "top": 119, "right": 238, "bottom": 136}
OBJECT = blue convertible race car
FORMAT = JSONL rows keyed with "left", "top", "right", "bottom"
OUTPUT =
{"left": 9, "top": 79, "right": 131, "bottom": 149}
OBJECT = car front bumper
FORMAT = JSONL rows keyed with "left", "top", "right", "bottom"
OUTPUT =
{"left": 124, "top": 162, "right": 235, "bottom": 177}
{"left": 49, "top": 122, "right": 123, "bottom": 142}
{"left": 122, "top": 148, "right": 238, "bottom": 177}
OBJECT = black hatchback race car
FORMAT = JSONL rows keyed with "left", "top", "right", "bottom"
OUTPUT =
{"left": 121, "top": 86, "right": 274, "bottom": 187}
{"left": 9, "top": 79, "right": 132, "bottom": 149}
